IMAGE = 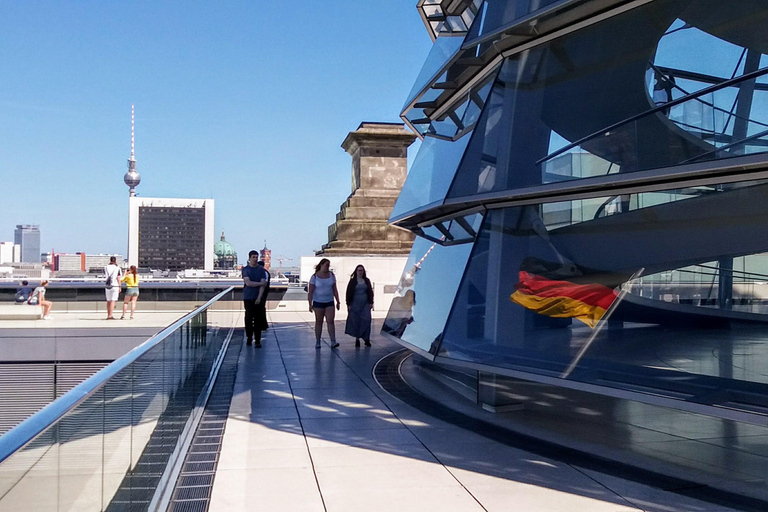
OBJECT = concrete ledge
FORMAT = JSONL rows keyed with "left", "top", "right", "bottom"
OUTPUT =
{"left": 0, "top": 304, "right": 42, "bottom": 320}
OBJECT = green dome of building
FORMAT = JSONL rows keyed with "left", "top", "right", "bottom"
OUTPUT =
{"left": 214, "top": 232, "right": 238, "bottom": 269}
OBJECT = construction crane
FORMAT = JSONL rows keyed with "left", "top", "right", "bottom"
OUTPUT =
{"left": 275, "top": 255, "right": 293, "bottom": 270}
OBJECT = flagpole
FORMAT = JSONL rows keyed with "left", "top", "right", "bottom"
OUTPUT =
{"left": 560, "top": 268, "right": 645, "bottom": 379}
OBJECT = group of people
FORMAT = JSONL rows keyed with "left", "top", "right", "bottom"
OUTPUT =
{"left": 14, "top": 280, "right": 53, "bottom": 320}
{"left": 13, "top": 256, "right": 140, "bottom": 321}
{"left": 104, "top": 256, "right": 140, "bottom": 320}
{"left": 308, "top": 258, "right": 373, "bottom": 349}
{"left": 242, "top": 250, "right": 270, "bottom": 347}
{"left": 240, "top": 255, "right": 374, "bottom": 349}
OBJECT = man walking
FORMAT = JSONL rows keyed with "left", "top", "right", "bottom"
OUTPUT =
{"left": 242, "top": 250, "right": 268, "bottom": 347}
{"left": 257, "top": 260, "right": 271, "bottom": 331}
{"left": 104, "top": 256, "right": 123, "bottom": 320}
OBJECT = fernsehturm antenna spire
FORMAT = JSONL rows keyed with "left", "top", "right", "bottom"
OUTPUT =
{"left": 123, "top": 104, "right": 141, "bottom": 197}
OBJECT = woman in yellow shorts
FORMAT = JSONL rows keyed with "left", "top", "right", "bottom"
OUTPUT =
{"left": 121, "top": 266, "right": 140, "bottom": 319}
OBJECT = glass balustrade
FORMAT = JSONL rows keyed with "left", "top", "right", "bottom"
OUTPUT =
{"left": 0, "top": 288, "right": 234, "bottom": 511}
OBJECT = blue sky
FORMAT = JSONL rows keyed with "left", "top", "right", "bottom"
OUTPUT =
{"left": 0, "top": 1, "right": 431, "bottom": 266}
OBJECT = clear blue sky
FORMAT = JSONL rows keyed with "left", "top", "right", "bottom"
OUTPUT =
{"left": 0, "top": 1, "right": 431, "bottom": 266}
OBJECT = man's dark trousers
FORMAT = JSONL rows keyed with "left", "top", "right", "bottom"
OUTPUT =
{"left": 243, "top": 299, "right": 262, "bottom": 346}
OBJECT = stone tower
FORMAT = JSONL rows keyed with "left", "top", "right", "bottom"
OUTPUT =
{"left": 318, "top": 123, "right": 417, "bottom": 255}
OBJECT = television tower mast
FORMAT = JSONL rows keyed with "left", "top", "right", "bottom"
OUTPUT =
{"left": 123, "top": 104, "right": 141, "bottom": 197}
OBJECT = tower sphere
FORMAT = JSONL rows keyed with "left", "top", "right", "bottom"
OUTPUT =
{"left": 124, "top": 169, "right": 141, "bottom": 188}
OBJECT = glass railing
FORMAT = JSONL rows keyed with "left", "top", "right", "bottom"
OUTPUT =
{"left": 0, "top": 287, "right": 234, "bottom": 511}
{"left": 535, "top": 66, "right": 768, "bottom": 181}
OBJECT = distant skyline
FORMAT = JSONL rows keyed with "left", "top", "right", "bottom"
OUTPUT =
{"left": 0, "top": 1, "right": 431, "bottom": 266}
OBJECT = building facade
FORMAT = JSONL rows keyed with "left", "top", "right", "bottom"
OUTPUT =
{"left": 387, "top": 0, "right": 768, "bottom": 421}
{"left": 128, "top": 198, "right": 214, "bottom": 271}
{"left": 259, "top": 243, "right": 271, "bottom": 270}
{"left": 0, "top": 242, "right": 19, "bottom": 265}
{"left": 14, "top": 225, "right": 40, "bottom": 263}
{"left": 213, "top": 232, "right": 238, "bottom": 270}
{"left": 52, "top": 253, "right": 122, "bottom": 274}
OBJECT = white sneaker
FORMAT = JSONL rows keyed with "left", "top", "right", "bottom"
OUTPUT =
{"left": 43, "top": 315, "right": 53, "bottom": 320}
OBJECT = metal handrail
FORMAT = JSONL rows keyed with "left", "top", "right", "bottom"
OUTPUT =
{"left": 0, "top": 286, "right": 233, "bottom": 464}
{"left": 536, "top": 65, "right": 768, "bottom": 166}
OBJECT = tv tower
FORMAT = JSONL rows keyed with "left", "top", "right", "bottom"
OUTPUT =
{"left": 123, "top": 104, "right": 141, "bottom": 197}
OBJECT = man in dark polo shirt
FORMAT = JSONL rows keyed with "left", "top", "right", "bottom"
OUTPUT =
{"left": 242, "top": 250, "right": 268, "bottom": 347}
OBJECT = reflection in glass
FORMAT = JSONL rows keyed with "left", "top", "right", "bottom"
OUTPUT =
{"left": 390, "top": 134, "right": 472, "bottom": 221}
{"left": 383, "top": 234, "right": 476, "bottom": 355}
{"left": 403, "top": 36, "right": 464, "bottom": 111}
{"left": 444, "top": 0, "right": 768, "bottom": 201}
{"left": 466, "top": 0, "right": 568, "bottom": 46}
{"left": 510, "top": 257, "right": 622, "bottom": 329}
{"left": 437, "top": 180, "right": 768, "bottom": 410}
{"left": 405, "top": 66, "right": 497, "bottom": 140}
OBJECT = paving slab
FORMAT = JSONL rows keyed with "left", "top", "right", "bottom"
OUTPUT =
{"left": 209, "top": 311, "right": 746, "bottom": 511}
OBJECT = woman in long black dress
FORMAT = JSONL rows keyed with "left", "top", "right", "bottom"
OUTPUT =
{"left": 344, "top": 265, "right": 374, "bottom": 347}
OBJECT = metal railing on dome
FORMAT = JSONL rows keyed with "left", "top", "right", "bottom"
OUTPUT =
{"left": 0, "top": 287, "right": 234, "bottom": 511}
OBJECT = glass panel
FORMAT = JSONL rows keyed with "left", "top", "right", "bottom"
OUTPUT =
{"left": 0, "top": 430, "right": 59, "bottom": 510}
{"left": 447, "top": 1, "right": 768, "bottom": 200}
{"left": 447, "top": 213, "right": 484, "bottom": 241}
{"left": 438, "top": 180, "right": 768, "bottom": 412}
{"left": 390, "top": 133, "right": 472, "bottom": 220}
{"left": 403, "top": 36, "right": 465, "bottom": 112}
{"left": 102, "top": 369, "right": 134, "bottom": 509}
{"left": 0, "top": 301, "right": 228, "bottom": 510}
{"left": 405, "top": 65, "right": 498, "bottom": 140}
{"left": 58, "top": 390, "right": 104, "bottom": 511}
{"left": 383, "top": 233, "right": 477, "bottom": 355}
{"left": 465, "top": 0, "right": 567, "bottom": 46}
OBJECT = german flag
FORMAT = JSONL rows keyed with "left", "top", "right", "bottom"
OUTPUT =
{"left": 510, "top": 270, "right": 619, "bottom": 328}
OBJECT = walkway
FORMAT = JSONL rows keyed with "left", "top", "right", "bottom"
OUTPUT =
{"left": 208, "top": 311, "right": 740, "bottom": 511}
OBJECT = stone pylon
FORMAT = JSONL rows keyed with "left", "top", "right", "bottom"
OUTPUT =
{"left": 317, "top": 123, "right": 417, "bottom": 255}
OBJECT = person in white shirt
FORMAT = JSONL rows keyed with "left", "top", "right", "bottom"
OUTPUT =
{"left": 104, "top": 256, "right": 123, "bottom": 320}
{"left": 308, "top": 258, "right": 341, "bottom": 349}
{"left": 31, "top": 280, "right": 53, "bottom": 320}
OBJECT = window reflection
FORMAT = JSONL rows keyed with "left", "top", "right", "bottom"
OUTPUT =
{"left": 403, "top": 36, "right": 464, "bottom": 111}
{"left": 437, "top": 180, "right": 768, "bottom": 408}
{"left": 445, "top": 1, "right": 768, "bottom": 202}
{"left": 383, "top": 234, "right": 476, "bottom": 355}
{"left": 389, "top": 133, "right": 472, "bottom": 221}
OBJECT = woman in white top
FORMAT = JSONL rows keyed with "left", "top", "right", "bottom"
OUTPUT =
{"left": 31, "top": 280, "right": 53, "bottom": 320}
{"left": 308, "top": 258, "right": 341, "bottom": 349}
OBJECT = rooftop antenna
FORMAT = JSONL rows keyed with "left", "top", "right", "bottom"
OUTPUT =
{"left": 123, "top": 104, "right": 141, "bottom": 197}
{"left": 131, "top": 104, "right": 135, "bottom": 161}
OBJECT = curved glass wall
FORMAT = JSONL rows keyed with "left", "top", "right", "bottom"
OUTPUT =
{"left": 403, "top": 36, "right": 465, "bottom": 112}
{"left": 390, "top": 134, "right": 472, "bottom": 220}
{"left": 465, "top": 0, "right": 569, "bottom": 46}
{"left": 391, "top": 0, "right": 768, "bottom": 417}
{"left": 432, "top": 180, "right": 768, "bottom": 410}
{"left": 383, "top": 234, "right": 477, "bottom": 356}
{"left": 442, "top": 0, "right": 768, "bottom": 201}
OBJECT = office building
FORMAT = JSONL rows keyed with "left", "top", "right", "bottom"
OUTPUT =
{"left": 0, "top": 243, "right": 19, "bottom": 265}
{"left": 52, "top": 253, "right": 121, "bottom": 274}
{"left": 128, "top": 197, "right": 214, "bottom": 271}
{"left": 387, "top": 0, "right": 768, "bottom": 421}
{"left": 14, "top": 225, "right": 40, "bottom": 263}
